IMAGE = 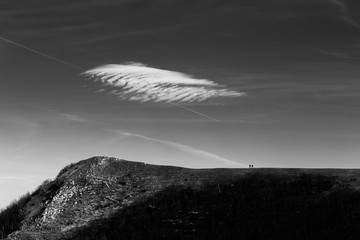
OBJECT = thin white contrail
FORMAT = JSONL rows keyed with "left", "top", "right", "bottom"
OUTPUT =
{"left": 0, "top": 36, "right": 86, "bottom": 71}
{"left": 169, "top": 102, "right": 220, "bottom": 122}
{"left": 0, "top": 36, "right": 221, "bottom": 121}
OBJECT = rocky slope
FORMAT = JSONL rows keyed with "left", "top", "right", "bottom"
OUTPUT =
{"left": 3, "top": 156, "right": 245, "bottom": 239}
{"left": 3, "top": 156, "right": 360, "bottom": 240}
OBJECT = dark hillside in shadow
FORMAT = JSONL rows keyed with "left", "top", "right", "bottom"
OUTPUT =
{"left": 69, "top": 172, "right": 360, "bottom": 240}
{"left": 2, "top": 157, "right": 360, "bottom": 240}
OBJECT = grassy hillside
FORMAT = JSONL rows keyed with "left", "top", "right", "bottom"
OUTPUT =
{"left": 1, "top": 157, "right": 360, "bottom": 240}
{"left": 0, "top": 193, "right": 31, "bottom": 239}
{"left": 69, "top": 173, "right": 360, "bottom": 240}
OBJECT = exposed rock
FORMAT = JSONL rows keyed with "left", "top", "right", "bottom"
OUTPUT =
{"left": 5, "top": 156, "right": 243, "bottom": 239}
{"left": 5, "top": 156, "right": 360, "bottom": 240}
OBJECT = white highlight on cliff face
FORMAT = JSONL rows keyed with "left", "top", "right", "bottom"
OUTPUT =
{"left": 82, "top": 63, "right": 244, "bottom": 103}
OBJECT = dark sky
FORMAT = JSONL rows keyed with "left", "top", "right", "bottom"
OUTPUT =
{"left": 1, "top": 0, "right": 360, "bottom": 207}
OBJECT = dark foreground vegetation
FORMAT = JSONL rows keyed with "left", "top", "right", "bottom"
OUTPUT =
{"left": 0, "top": 193, "right": 31, "bottom": 239}
{"left": 70, "top": 173, "right": 360, "bottom": 240}
{"left": 2, "top": 172, "right": 360, "bottom": 240}
{"left": 0, "top": 179, "right": 62, "bottom": 239}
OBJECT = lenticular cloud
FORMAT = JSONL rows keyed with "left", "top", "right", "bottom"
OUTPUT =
{"left": 82, "top": 63, "right": 244, "bottom": 103}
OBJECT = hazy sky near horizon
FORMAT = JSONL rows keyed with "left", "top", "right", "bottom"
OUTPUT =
{"left": 1, "top": 0, "right": 360, "bottom": 208}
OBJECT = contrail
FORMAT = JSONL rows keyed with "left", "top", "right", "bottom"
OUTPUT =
{"left": 0, "top": 36, "right": 226, "bottom": 121}
{"left": 109, "top": 129, "right": 244, "bottom": 167}
{"left": 0, "top": 36, "right": 86, "bottom": 71}
{"left": 169, "top": 102, "right": 220, "bottom": 122}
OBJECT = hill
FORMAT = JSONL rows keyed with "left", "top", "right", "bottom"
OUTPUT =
{"left": 1, "top": 156, "right": 360, "bottom": 239}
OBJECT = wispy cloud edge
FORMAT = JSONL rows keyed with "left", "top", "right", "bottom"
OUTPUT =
{"left": 82, "top": 63, "right": 244, "bottom": 103}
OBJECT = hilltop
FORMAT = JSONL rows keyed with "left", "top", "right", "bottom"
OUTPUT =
{"left": 1, "top": 156, "right": 360, "bottom": 240}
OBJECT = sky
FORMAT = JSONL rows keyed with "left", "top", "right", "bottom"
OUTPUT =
{"left": 1, "top": 0, "right": 360, "bottom": 208}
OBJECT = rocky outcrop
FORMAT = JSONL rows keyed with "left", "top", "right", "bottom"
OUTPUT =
{"left": 4, "top": 157, "right": 360, "bottom": 240}
{"left": 5, "top": 156, "right": 240, "bottom": 240}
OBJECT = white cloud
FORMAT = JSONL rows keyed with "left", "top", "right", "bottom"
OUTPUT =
{"left": 82, "top": 63, "right": 244, "bottom": 103}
